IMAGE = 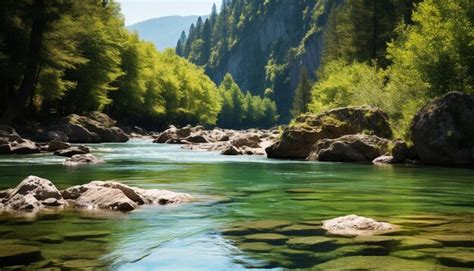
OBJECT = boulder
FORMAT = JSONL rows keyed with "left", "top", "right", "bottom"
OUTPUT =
{"left": 391, "top": 140, "right": 418, "bottom": 163}
{"left": 9, "top": 139, "right": 40, "bottom": 154}
{"left": 0, "top": 176, "right": 67, "bottom": 213}
{"left": 372, "top": 155, "right": 396, "bottom": 165}
{"left": 308, "top": 134, "right": 389, "bottom": 162}
{"left": 322, "top": 214, "right": 397, "bottom": 236}
{"left": 64, "top": 154, "right": 105, "bottom": 166}
{"left": 54, "top": 146, "right": 89, "bottom": 157}
{"left": 47, "top": 141, "right": 71, "bottom": 152}
{"left": 266, "top": 106, "right": 393, "bottom": 159}
{"left": 62, "top": 180, "right": 192, "bottom": 210}
{"left": 0, "top": 125, "right": 41, "bottom": 154}
{"left": 221, "top": 145, "right": 243, "bottom": 155}
{"left": 411, "top": 91, "right": 474, "bottom": 166}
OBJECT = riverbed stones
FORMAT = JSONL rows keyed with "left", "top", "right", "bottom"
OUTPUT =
{"left": 244, "top": 233, "right": 288, "bottom": 245}
{"left": 238, "top": 242, "right": 275, "bottom": 252}
{"left": 410, "top": 91, "right": 474, "bottom": 166}
{"left": 62, "top": 259, "right": 104, "bottom": 270}
{"left": 277, "top": 224, "right": 324, "bottom": 236}
{"left": 436, "top": 252, "right": 474, "bottom": 268}
{"left": 63, "top": 154, "right": 105, "bottom": 166}
{"left": 397, "top": 237, "right": 442, "bottom": 250}
{"left": 312, "top": 256, "right": 443, "bottom": 270}
{"left": 240, "top": 220, "right": 293, "bottom": 231}
{"left": 0, "top": 244, "right": 42, "bottom": 266}
{"left": 425, "top": 235, "right": 474, "bottom": 247}
{"left": 322, "top": 215, "right": 397, "bottom": 236}
{"left": 286, "top": 237, "right": 336, "bottom": 250}
{"left": 391, "top": 250, "right": 428, "bottom": 260}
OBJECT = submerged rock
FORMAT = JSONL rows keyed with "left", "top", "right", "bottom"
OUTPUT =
{"left": 308, "top": 134, "right": 389, "bottom": 162}
{"left": 243, "top": 233, "right": 288, "bottom": 245}
{"left": 411, "top": 91, "right": 474, "bottom": 166}
{"left": 312, "top": 256, "right": 444, "bottom": 270}
{"left": 322, "top": 214, "right": 397, "bottom": 236}
{"left": 63, "top": 154, "right": 105, "bottom": 166}
{"left": 0, "top": 244, "right": 42, "bottom": 267}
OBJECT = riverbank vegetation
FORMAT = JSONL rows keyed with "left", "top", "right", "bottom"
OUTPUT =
{"left": 0, "top": 0, "right": 278, "bottom": 129}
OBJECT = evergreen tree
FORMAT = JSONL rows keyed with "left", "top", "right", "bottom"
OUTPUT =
{"left": 291, "top": 68, "right": 312, "bottom": 117}
{"left": 176, "top": 31, "right": 186, "bottom": 56}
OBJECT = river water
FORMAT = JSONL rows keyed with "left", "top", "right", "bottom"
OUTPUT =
{"left": 0, "top": 140, "right": 473, "bottom": 270}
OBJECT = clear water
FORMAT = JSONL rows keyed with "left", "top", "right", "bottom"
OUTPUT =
{"left": 0, "top": 140, "right": 473, "bottom": 270}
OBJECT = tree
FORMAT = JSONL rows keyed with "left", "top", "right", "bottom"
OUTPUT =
{"left": 291, "top": 68, "right": 312, "bottom": 117}
{"left": 176, "top": 31, "right": 186, "bottom": 56}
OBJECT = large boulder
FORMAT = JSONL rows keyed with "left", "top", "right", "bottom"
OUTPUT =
{"left": 0, "top": 125, "right": 41, "bottom": 154}
{"left": 47, "top": 141, "right": 71, "bottom": 152}
{"left": 266, "top": 106, "right": 392, "bottom": 159}
{"left": 411, "top": 92, "right": 474, "bottom": 166}
{"left": 322, "top": 214, "right": 397, "bottom": 236}
{"left": 0, "top": 176, "right": 67, "bottom": 212}
{"left": 308, "top": 134, "right": 389, "bottom": 162}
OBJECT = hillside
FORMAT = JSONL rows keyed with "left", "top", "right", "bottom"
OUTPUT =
{"left": 128, "top": 15, "right": 207, "bottom": 50}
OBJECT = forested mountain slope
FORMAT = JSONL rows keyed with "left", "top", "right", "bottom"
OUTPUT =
{"left": 179, "top": 0, "right": 416, "bottom": 120}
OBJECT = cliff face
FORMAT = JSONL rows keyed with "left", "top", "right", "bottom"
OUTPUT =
{"left": 180, "top": 0, "right": 335, "bottom": 120}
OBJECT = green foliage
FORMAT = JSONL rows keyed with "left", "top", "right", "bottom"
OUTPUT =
{"left": 217, "top": 74, "right": 278, "bottom": 128}
{"left": 309, "top": 60, "right": 389, "bottom": 114}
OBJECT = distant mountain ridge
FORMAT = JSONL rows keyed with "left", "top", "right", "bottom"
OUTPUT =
{"left": 128, "top": 15, "right": 208, "bottom": 50}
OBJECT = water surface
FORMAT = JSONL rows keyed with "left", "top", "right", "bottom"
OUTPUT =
{"left": 0, "top": 141, "right": 473, "bottom": 270}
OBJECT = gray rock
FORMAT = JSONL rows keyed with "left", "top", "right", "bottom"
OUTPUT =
{"left": 411, "top": 91, "right": 474, "bottom": 166}
{"left": 308, "top": 134, "right": 389, "bottom": 162}
{"left": 47, "top": 141, "right": 71, "bottom": 152}
{"left": 373, "top": 155, "right": 396, "bottom": 164}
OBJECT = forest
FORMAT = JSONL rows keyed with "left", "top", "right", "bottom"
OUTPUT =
{"left": 0, "top": 0, "right": 472, "bottom": 134}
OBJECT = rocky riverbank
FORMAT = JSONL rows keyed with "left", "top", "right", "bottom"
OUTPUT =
{"left": 153, "top": 125, "right": 279, "bottom": 156}
{"left": 0, "top": 176, "right": 192, "bottom": 214}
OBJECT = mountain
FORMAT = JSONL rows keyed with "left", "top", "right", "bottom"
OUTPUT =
{"left": 178, "top": 0, "right": 414, "bottom": 120}
{"left": 128, "top": 15, "right": 208, "bottom": 50}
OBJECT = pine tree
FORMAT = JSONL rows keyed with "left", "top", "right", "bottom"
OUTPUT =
{"left": 291, "top": 68, "right": 312, "bottom": 117}
{"left": 176, "top": 31, "right": 186, "bottom": 56}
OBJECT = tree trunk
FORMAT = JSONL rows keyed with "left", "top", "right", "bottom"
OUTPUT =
{"left": 2, "top": 0, "right": 45, "bottom": 123}
{"left": 372, "top": 0, "right": 377, "bottom": 60}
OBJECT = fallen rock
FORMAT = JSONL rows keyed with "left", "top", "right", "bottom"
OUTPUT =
{"left": 322, "top": 215, "right": 397, "bottom": 236}
{"left": 411, "top": 91, "right": 474, "bottom": 166}
{"left": 64, "top": 154, "right": 105, "bottom": 166}
{"left": 54, "top": 146, "right": 89, "bottom": 157}
{"left": 0, "top": 176, "right": 67, "bottom": 213}
{"left": 267, "top": 106, "right": 393, "bottom": 159}
{"left": 308, "top": 134, "right": 389, "bottom": 162}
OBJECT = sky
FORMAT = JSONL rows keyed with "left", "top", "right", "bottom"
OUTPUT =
{"left": 117, "top": 0, "right": 221, "bottom": 26}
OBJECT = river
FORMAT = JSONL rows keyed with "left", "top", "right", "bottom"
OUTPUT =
{"left": 0, "top": 140, "right": 473, "bottom": 270}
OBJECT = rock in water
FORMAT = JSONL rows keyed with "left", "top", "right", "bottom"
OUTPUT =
{"left": 308, "top": 134, "right": 390, "bottom": 162}
{"left": 54, "top": 146, "right": 89, "bottom": 157}
{"left": 47, "top": 141, "right": 71, "bottom": 152}
{"left": 411, "top": 91, "right": 474, "bottom": 166}
{"left": 0, "top": 125, "right": 41, "bottom": 154}
{"left": 74, "top": 186, "right": 138, "bottom": 211}
{"left": 266, "top": 106, "right": 392, "bottom": 159}
{"left": 64, "top": 154, "right": 105, "bottom": 166}
{"left": 0, "top": 176, "right": 67, "bottom": 213}
{"left": 322, "top": 214, "right": 396, "bottom": 236}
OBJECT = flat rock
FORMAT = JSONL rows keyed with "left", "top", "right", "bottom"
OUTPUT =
{"left": 322, "top": 214, "right": 397, "bottom": 236}
{"left": 286, "top": 236, "right": 336, "bottom": 250}
{"left": 238, "top": 242, "right": 274, "bottom": 252}
{"left": 426, "top": 235, "right": 474, "bottom": 247}
{"left": 277, "top": 224, "right": 324, "bottom": 236}
{"left": 436, "top": 252, "right": 474, "bottom": 268}
{"left": 239, "top": 220, "right": 293, "bottom": 231}
{"left": 54, "top": 146, "right": 89, "bottom": 157}
{"left": 243, "top": 233, "right": 288, "bottom": 245}
{"left": 397, "top": 237, "right": 442, "bottom": 250}
{"left": 353, "top": 236, "right": 400, "bottom": 246}
{"left": 391, "top": 250, "right": 428, "bottom": 260}
{"left": 62, "top": 259, "right": 104, "bottom": 270}
{"left": 0, "top": 244, "right": 42, "bottom": 266}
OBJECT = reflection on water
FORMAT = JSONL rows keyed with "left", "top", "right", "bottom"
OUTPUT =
{"left": 0, "top": 140, "right": 473, "bottom": 270}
